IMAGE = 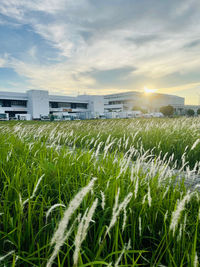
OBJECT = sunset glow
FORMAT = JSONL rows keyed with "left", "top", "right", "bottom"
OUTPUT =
{"left": 144, "top": 87, "right": 157, "bottom": 94}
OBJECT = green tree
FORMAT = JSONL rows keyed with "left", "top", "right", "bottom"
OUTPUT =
{"left": 50, "top": 114, "right": 55, "bottom": 121}
{"left": 160, "top": 105, "right": 174, "bottom": 117}
{"left": 197, "top": 108, "right": 200, "bottom": 116}
{"left": 132, "top": 106, "right": 147, "bottom": 114}
{"left": 187, "top": 109, "right": 195, "bottom": 117}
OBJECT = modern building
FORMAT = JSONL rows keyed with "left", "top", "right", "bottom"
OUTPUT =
{"left": 0, "top": 89, "right": 192, "bottom": 120}
{"left": 104, "top": 91, "right": 185, "bottom": 114}
{"left": 0, "top": 90, "right": 90, "bottom": 119}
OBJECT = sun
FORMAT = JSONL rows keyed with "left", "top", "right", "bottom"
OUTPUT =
{"left": 144, "top": 86, "right": 157, "bottom": 94}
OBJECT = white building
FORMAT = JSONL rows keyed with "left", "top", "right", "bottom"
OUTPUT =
{"left": 104, "top": 91, "right": 185, "bottom": 113}
{"left": 78, "top": 95, "right": 104, "bottom": 118}
{"left": 0, "top": 89, "right": 187, "bottom": 120}
{"left": 0, "top": 90, "right": 90, "bottom": 120}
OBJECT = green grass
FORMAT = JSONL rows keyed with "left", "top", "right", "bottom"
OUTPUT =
{"left": 0, "top": 118, "right": 200, "bottom": 266}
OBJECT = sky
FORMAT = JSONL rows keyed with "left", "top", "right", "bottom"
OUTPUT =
{"left": 0, "top": 0, "right": 200, "bottom": 104}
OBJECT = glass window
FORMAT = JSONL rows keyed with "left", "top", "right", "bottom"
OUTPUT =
{"left": 71, "top": 103, "right": 77, "bottom": 109}
{"left": 58, "top": 102, "right": 71, "bottom": 108}
{"left": 11, "top": 100, "right": 27, "bottom": 107}
{"left": 76, "top": 103, "right": 87, "bottom": 109}
{"left": 0, "top": 99, "right": 27, "bottom": 107}
{"left": 50, "top": 102, "right": 58, "bottom": 108}
{"left": 2, "top": 100, "right": 11, "bottom": 107}
{"left": 50, "top": 102, "right": 71, "bottom": 108}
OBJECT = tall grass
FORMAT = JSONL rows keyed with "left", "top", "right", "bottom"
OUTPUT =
{"left": 0, "top": 118, "right": 200, "bottom": 266}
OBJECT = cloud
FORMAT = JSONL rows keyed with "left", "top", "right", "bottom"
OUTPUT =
{"left": 8, "top": 58, "right": 96, "bottom": 95}
{"left": 0, "top": 0, "right": 66, "bottom": 18}
{"left": 0, "top": 58, "right": 6, "bottom": 67}
{"left": 159, "top": 82, "right": 200, "bottom": 94}
{"left": 184, "top": 39, "right": 200, "bottom": 49}
{"left": 0, "top": 0, "right": 200, "bottom": 102}
{"left": 159, "top": 82, "right": 200, "bottom": 105}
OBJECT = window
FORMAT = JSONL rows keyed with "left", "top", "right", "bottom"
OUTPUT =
{"left": 50, "top": 102, "right": 58, "bottom": 108}
{"left": 50, "top": 102, "right": 87, "bottom": 109}
{"left": 58, "top": 102, "right": 71, "bottom": 108}
{"left": 109, "top": 101, "right": 124, "bottom": 105}
{"left": 76, "top": 103, "right": 87, "bottom": 109}
{"left": 71, "top": 103, "right": 77, "bottom": 109}
{"left": 0, "top": 99, "right": 27, "bottom": 107}
{"left": 50, "top": 102, "right": 71, "bottom": 108}
{"left": 11, "top": 100, "right": 27, "bottom": 107}
{"left": 0, "top": 113, "right": 6, "bottom": 119}
{"left": 2, "top": 100, "right": 11, "bottom": 107}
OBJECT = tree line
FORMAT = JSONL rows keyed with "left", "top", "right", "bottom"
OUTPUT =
{"left": 133, "top": 105, "right": 200, "bottom": 117}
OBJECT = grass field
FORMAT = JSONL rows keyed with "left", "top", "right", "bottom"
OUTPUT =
{"left": 0, "top": 118, "right": 200, "bottom": 266}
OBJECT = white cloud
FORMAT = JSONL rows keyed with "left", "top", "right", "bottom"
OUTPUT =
{"left": 0, "top": 58, "right": 6, "bottom": 68}
{"left": 0, "top": 0, "right": 66, "bottom": 17}
{"left": 0, "top": 0, "right": 200, "bottom": 101}
{"left": 159, "top": 82, "right": 200, "bottom": 94}
{"left": 9, "top": 58, "right": 96, "bottom": 95}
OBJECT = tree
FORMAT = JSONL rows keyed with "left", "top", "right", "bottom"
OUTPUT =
{"left": 197, "top": 109, "right": 200, "bottom": 116}
{"left": 187, "top": 109, "right": 195, "bottom": 117}
{"left": 50, "top": 114, "right": 55, "bottom": 121}
{"left": 132, "top": 106, "right": 147, "bottom": 114}
{"left": 160, "top": 105, "right": 174, "bottom": 117}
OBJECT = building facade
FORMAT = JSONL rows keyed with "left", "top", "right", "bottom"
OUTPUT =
{"left": 0, "top": 90, "right": 90, "bottom": 119}
{"left": 104, "top": 91, "right": 185, "bottom": 113}
{"left": 0, "top": 89, "right": 189, "bottom": 120}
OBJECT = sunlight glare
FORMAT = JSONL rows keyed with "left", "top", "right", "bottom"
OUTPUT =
{"left": 144, "top": 86, "right": 157, "bottom": 94}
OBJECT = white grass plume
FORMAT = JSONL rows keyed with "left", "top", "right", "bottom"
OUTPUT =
{"left": 100, "top": 191, "right": 105, "bottom": 210}
{"left": 122, "top": 207, "right": 127, "bottom": 232}
{"left": 139, "top": 216, "right": 142, "bottom": 237}
{"left": 195, "top": 184, "right": 200, "bottom": 189}
{"left": 142, "top": 194, "right": 147, "bottom": 205}
{"left": 64, "top": 215, "right": 80, "bottom": 241}
{"left": 105, "top": 190, "right": 133, "bottom": 236}
{"left": 46, "top": 204, "right": 66, "bottom": 223}
{"left": 103, "top": 141, "right": 115, "bottom": 159}
{"left": 170, "top": 192, "right": 192, "bottom": 236}
{"left": 114, "top": 239, "right": 131, "bottom": 267}
{"left": 162, "top": 186, "right": 169, "bottom": 200}
{"left": 22, "top": 174, "right": 45, "bottom": 207}
{"left": 73, "top": 198, "right": 98, "bottom": 266}
{"left": 6, "top": 148, "right": 13, "bottom": 162}
{"left": 147, "top": 185, "right": 152, "bottom": 207}
{"left": 177, "top": 223, "right": 183, "bottom": 242}
{"left": 194, "top": 252, "right": 199, "bottom": 267}
{"left": 46, "top": 177, "right": 97, "bottom": 267}
{"left": 0, "top": 250, "right": 15, "bottom": 263}
{"left": 130, "top": 166, "right": 134, "bottom": 182}
{"left": 191, "top": 139, "right": 200, "bottom": 150}
{"left": 95, "top": 141, "right": 103, "bottom": 158}
{"left": 164, "top": 211, "right": 168, "bottom": 222}
{"left": 134, "top": 176, "right": 139, "bottom": 199}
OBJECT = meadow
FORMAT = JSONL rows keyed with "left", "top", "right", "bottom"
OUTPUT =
{"left": 0, "top": 118, "right": 200, "bottom": 266}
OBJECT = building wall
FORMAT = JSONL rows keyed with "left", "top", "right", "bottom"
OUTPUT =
{"left": 0, "top": 91, "right": 27, "bottom": 100}
{"left": 104, "top": 92, "right": 185, "bottom": 112}
{"left": 0, "top": 91, "right": 28, "bottom": 117}
{"left": 79, "top": 95, "right": 104, "bottom": 118}
{"left": 0, "top": 89, "right": 189, "bottom": 119}
{"left": 145, "top": 94, "right": 185, "bottom": 109}
{"left": 27, "top": 90, "right": 49, "bottom": 119}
